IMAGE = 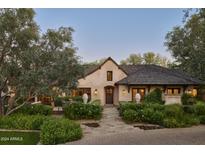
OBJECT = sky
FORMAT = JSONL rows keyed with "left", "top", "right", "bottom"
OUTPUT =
{"left": 34, "top": 9, "right": 184, "bottom": 63}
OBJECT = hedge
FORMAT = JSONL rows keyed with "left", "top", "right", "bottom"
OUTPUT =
{"left": 0, "top": 114, "right": 50, "bottom": 130}
{"left": 14, "top": 104, "right": 52, "bottom": 116}
{"left": 119, "top": 102, "right": 203, "bottom": 128}
{"left": 64, "top": 103, "right": 103, "bottom": 120}
{"left": 0, "top": 114, "right": 83, "bottom": 144}
{"left": 40, "top": 118, "right": 82, "bottom": 144}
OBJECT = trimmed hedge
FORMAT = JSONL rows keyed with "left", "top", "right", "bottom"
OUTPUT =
{"left": 64, "top": 103, "right": 103, "bottom": 120}
{"left": 14, "top": 104, "right": 52, "bottom": 116}
{"left": 0, "top": 114, "right": 49, "bottom": 130}
{"left": 40, "top": 118, "right": 82, "bottom": 144}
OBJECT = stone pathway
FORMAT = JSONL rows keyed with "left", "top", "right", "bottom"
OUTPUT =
{"left": 66, "top": 107, "right": 143, "bottom": 144}
{"left": 81, "top": 107, "right": 140, "bottom": 137}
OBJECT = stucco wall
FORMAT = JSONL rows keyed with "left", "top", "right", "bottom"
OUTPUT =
{"left": 118, "top": 85, "right": 186, "bottom": 105}
{"left": 78, "top": 59, "right": 127, "bottom": 105}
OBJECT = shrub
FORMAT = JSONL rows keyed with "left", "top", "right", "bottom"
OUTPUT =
{"left": 164, "top": 104, "right": 183, "bottom": 118}
{"left": 14, "top": 104, "right": 52, "bottom": 116}
{"left": 181, "top": 93, "right": 196, "bottom": 105}
{"left": 194, "top": 101, "right": 205, "bottom": 116}
{"left": 72, "top": 96, "right": 83, "bottom": 102}
{"left": 199, "top": 116, "right": 205, "bottom": 124}
{"left": 119, "top": 102, "right": 142, "bottom": 116}
{"left": 122, "top": 109, "right": 138, "bottom": 123}
{"left": 183, "top": 105, "right": 196, "bottom": 114}
{"left": 40, "top": 118, "right": 82, "bottom": 144}
{"left": 54, "top": 97, "right": 63, "bottom": 107}
{"left": 0, "top": 114, "right": 49, "bottom": 130}
{"left": 64, "top": 103, "right": 102, "bottom": 120}
{"left": 163, "top": 118, "right": 180, "bottom": 128}
{"left": 143, "top": 88, "right": 163, "bottom": 104}
{"left": 149, "top": 111, "right": 165, "bottom": 125}
{"left": 181, "top": 114, "right": 200, "bottom": 126}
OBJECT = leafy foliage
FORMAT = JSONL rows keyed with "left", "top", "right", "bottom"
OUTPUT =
{"left": 119, "top": 102, "right": 202, "bottom": 128}
{"left": 143, "top": 88, "right": 164, "bottom": 104}
{"left": 0, "top": 114, "right": 50, "bottom": 130}
{"left": 13, "top": 104, "right": 52, "bottom": 116}
{"left": 120, "top": 52, "right": 170, "bottom": 67}
{"left": 63, "top": 103, "right": 103, "bottom": 120}
{"left": 165, "top": 9, "right": 205, "bottom": 80}
{"left": 181, "top": 93, "right": 196, "bottom": 105}
{"left": 0, "top": 9, "right": 84, "bottom": 115}
{"left": 40, "top": 118, "right": 82, "bottom": 145}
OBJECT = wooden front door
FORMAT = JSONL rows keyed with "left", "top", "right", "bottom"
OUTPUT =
{"left": 105, "top": 86, "right": 114, "bottom": 104}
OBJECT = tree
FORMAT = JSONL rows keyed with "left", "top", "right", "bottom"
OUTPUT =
{"left": 120, "top": 54, "right": 143, "bottom": 65}
{"left": 120, "top": 52, "right": 170, "bottom": 67}
{"left": 165, "top": 9, "right": 205, "bottom": 80}
{"left": 0, "top": 9, "right": 39, "bottom": 115}
{"left": 0, "top": 9, "right": 83, "bottom": 115}
{"left": 84, "top": 58, "right": 107, "bottom": 65}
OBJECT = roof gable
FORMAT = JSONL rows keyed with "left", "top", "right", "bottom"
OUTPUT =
{"left": 82, "top": 57, "right": 128, "bottom": 78}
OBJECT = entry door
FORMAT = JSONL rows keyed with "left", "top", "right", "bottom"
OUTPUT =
{"left": 105, "top": 86, "right": 114, "bottom": 104}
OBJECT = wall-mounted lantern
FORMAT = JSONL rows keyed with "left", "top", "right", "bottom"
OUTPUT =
{"left": 94, "top": 89, "right": 98, "bottom": 95}
{"left": 122, "top": 89, "right": 126, "bottom": 94}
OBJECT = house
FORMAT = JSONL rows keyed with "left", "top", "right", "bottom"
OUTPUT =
{"left": 74, "top": 57, "right": 203, "bottom": 105}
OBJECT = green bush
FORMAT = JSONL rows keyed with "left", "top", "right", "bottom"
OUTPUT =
{"left": 119, "top": 102, "right": 142, "bottom": 116}
{"left": 143, "top": 88, "right": 163, "bottom": 104}
{"left": 54, "top": 97, "right": 63, "bottom": 106}
{"left": 199, "top": 116, "right": 205, "bottom": 124}
{"left": 164, "top": 104, "right": 183, "bottom": 118}
{"left": 72, "top": 96, "right": 83, "bottom": 102}
{"left": 181, "top": 114, "right": 200, "bottom": 127}
{"left": 14, "top": 104, "right": 52, "bottom": 116}
{"left": 149, "top": 111, "right": 165, "bottom": 125}
{"left": 183, "top": 105, "right": 196, "bottom": 114}
{"left": 40, "top": 118, "right": 82, "bottom": 144}
{"left": 64, "top": 103, "right": 102, "bottom": 120}
{"left": 0, "top": 114, "right": 49, "bottom": 130}
{"left": 194, "top": 101, "right": 205, "bottom": 116}
{"left": 181, "top": 93, "right": 196, "bottom": 105}
{"left": 122, "top": 109, "right": 138, "bottom": 123}
{"left": 163, "top": 118, "right": 180, "bottom": 128}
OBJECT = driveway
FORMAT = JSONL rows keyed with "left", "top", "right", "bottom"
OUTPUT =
{"left": 67, "top": 107, "right": 205, "bottom": 145}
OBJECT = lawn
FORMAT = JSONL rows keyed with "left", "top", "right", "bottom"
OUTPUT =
{"left": 0, "top": 131, "right": 40, "bottom": 145}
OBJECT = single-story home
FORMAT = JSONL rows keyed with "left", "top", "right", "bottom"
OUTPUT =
{"left": 73, "top": 57, "right": 203, "bottom": 105}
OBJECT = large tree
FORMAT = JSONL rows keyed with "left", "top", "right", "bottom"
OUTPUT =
{"left": 0, "top": 9, "right": 83, "bottom": 115}
{"left": 120, "top": 52, "right": 170, "bottom": 67}
{"left": 165, "top": 9, "right": 205, "bottom": 80}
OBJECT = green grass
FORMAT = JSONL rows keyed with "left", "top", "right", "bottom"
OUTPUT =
{"left": 0, "top": 131, "right": 40, "bottom": 145}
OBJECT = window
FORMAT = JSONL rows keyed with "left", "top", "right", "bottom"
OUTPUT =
{"left": 107, "top": 71, "right": 113, "bottom": 81}
{"left": 167, "top": 88, "right": 181, "bottom": 95}
{"left": 132, "top": 88, "right": 146, "bottom": 101}
{"left": 71, "top": 88, "right": 91, "bottom": 101}
{"left": 192, "top": 89, "right": 197, "bottom": 97}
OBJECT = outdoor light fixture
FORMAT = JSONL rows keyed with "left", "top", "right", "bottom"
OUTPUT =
{"left": 94, "top": 89, "right": 98, "bottom": 95}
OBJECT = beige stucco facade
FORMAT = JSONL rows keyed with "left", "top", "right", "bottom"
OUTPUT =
{"left": 77, "top": 58, "right": 197, "bottom": 106}
{"left": 78, "top": 59, "right": 127, "bottom": 105}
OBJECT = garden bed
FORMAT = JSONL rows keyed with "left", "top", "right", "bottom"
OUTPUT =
{"left": 119, "top": 101, "right": 205, "bottom": 128}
